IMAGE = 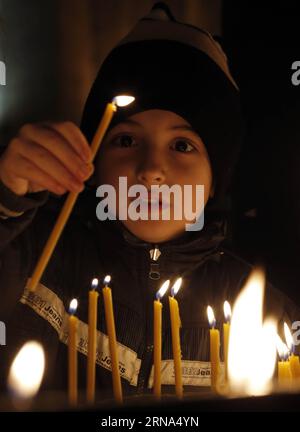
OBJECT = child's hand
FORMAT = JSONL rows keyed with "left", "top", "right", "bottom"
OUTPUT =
{"left": 0, "top": 122, "right": 93, "bottom": 196}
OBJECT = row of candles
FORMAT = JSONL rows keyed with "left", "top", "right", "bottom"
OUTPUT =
{"left": 68, "top": 271, "right": 300, "bottom": 403}
{"left": 7, "top": 269, "right": 300, "bottom": 404}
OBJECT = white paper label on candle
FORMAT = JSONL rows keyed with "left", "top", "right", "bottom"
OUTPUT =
{"left": 21, "top": 280, "right": 141, "bottom": 386}
{"left": 148, "top": 360, "right": 225, "bottom": 388}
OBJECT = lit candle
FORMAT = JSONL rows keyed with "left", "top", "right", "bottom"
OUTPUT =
{"left": 228, "top": 269, "right": 277, "bottom": 395}
{"left": 169, "top": 277, "right": 183, "bottom": 399}
{"left": 284, "top": 322, "right": 300, "bottom": 379}
{"left": 102, "top": 275, "right": 123, "bottom": 404}
{"left": 68, "top": 298, "right": 78, "bottom": 405}
{"left": 8, "top": 341, "right": 45, "bottom": 401}
{"left": 223, "top": 300, "right": 231, "bottom": 383}
{"left": 207, "top": 305, "right": 220, "bottom": 392}
{"left": 153, "top": 279, "right": 170, "bottom": 400}
{"left": 87, "top": 278, "right": 99, "bottom": 403}
{"left": 27, "top": 95, "right": 135, "bottom": 292}
{"left": 276, "top": 334, "right": 292, "bottom": 387}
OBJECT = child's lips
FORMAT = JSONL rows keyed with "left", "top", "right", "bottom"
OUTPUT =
{"left": 130, "top": 196, "right": 170, "bottom": 212}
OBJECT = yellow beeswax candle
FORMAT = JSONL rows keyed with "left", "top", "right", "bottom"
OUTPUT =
{"left": 207, "top": 305, "right": 220, "bottom": 392}
{"left": 289, "top": 354, "right": 300, "bottom": 379}
{"left": 87, "top": 278, "right": 99, "bottom": 403}
{"left": 169, "top": 277, "right": 183, "bottom": 399}
{"left": 276, "top": 334, "right": 292, "bottom": 387}
{"left": 68, "top": 298, "right": 78, "bottom": 405}
{"left": 102, "top": 275, "right": 122, "bottom": 404}
{"left": 153, "top": 280, "right": 170, "bottom": 400}
{"left": 27, "top": 95, "right": 135, "bottom": 293}
{"left": 284, "top": 322, "right": 300, "bottom": 379}
{"left": 223, "top": 300, "right": 231, "bottom": 382}
{"left": 278, "top": 361, "right": 292, "bottom": 383}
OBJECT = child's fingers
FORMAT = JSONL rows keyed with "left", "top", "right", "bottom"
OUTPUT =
{"left": 18, "top": 124, "right": 93, "bottom": 183}
{"left": 45, "top": 121, "right": 92, "bottom": 162}
{"left": 10, "top": 154, "right": 68, "bottom": 195}
{"left": 14, "top": 138, "right": 85, "bottom": 193}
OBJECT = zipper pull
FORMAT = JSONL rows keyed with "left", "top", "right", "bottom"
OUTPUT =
{"left": 149, "top": 245, "right": 161, "bottom": 280}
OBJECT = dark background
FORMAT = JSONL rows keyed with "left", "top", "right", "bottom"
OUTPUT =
{"left": 0, "top": 0, "right": 299, "bottom": 303}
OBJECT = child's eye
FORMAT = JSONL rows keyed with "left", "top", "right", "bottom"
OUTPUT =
{"left": 112, "top": 134, "right": 137, "bottom": 148}
{"left": 172, "top": 139, "right": 195, "bottom": 153}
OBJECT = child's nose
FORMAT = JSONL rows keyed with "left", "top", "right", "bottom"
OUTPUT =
{"left": 136, "top": 152, "right": 166, "bottom": 186}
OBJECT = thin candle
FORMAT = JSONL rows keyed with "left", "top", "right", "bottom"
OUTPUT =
{"left": 276, "top": 334, "right": 292, "bottom": 387}
{"left": 27, "top": 95, "right": 135, "bottom": 292}
{"left": 68, "top": 298, "right": 78, "bottom": 406}
{"left": 153, "top": 279, "right": 170, "bottom": 400}
{"left": 169, "top": 277, "right": 183, "bottom": 399}
{"left": 102, "top": 275, "right": 123, "bottom": 404}
{"left": 87, "top": 278, "right": 99, "bottom": 403}
{"left": 284, "top": 322, "right": 300, "bottom": 379}
{"left": 207, "top": 305, "right": 220, "bottom": 392}
{"left": 223, "top": 300, "right": 231, "bottom": 383}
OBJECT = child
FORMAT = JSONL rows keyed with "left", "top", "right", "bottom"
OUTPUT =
{"left": 0, "top": 5, "right": 298, "bottom": 397}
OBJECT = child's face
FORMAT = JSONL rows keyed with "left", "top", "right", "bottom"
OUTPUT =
{"left": 96, "top": 109, "right": 213, "bottom": 243}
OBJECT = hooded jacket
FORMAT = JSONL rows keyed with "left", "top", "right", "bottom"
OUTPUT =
{"left": 0, "top": 185, "right": 299, "bottom": 398}
{"left": 0, "top": 6, "right": 299, "bottom": 399}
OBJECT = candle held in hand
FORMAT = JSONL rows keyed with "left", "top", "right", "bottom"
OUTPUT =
{"left": 68, "top": 298, "right": 78, "bottom": 405}
{"left": 102, "top": 275, "right": 123, "bottom": 404}
{"left": 153, "top": 279, "right": 170, "bottom": 400}
{"left": 87, "top": 278, "right": 99, "bottom": 403}
{"left": 207, "top": 305, "right": 220, "bottom": 392}
{"left": 169, "top": 277, "right": 183, "bottom": 399}
{"left": 27, "top": 95, "right": 135, "bottom": 293}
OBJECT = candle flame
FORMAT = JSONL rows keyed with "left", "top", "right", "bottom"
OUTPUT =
{"left": 207, "top": 305, "right": 216, "bottom": 329}
{"left": 276, "top": 334, "right": 289, "bottom": 361}
{"left": 284, "top": 322, "right": 294, "bottom": 354}
{"left": 69, "top": 298, "right": 78, "bottom": 315}
{"left": 113, "top": 95, "right": 135, "bottom": 107}
{"left": 156, "top": 279, "right": 170, "bottom": 301}
{"left": 223, "top": 300, "right": 231, "bottom": 323}
{"left": 91, "top": 278, "right": 99, "bottom": 290}
{"left": 8, "top": 341, "right": 45, "bottom": 399}
{"left": 103, "top": 274, "right": 111, "bottom": 286}
{"left": 228, "top": 268, "right": 277, "bottom": 395}
{"left": 171, "top": 277, "right": 182, "bottom": 297}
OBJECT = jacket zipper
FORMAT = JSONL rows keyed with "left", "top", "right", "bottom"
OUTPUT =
{"left": 136, "top": 244, "right": 161, "bottom": 393}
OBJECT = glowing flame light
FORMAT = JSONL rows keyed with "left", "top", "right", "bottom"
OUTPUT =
{"left": 103, "top": 275, "right": 111, "bottom": 286}
{"left": 171, "top": 277, "right": 182, "bottom": 297}
{"left": 228, "top": 269, "right": 277, "bottom": 395}
{"left": 69, "top": 298, "right": 78, "bottom": 315}
{"left": 156, "top": 280, "right": 170, "bottom": 301}
{"left": 91, "top": 278, "right": 99, "bottom": 290}
{"left": 223, "top": 301, "right": 231, "bottom": 323}
{"left": 8, "top": 341, "right": 45, "bottom": 399}
{"left": 284, "top": 322, "right": 294, "bottom": 354}
{"left": 276, "top": 334, "right": 289, "bottom": 361}
{"left": 113, "top": 95, "right": 135, "bottom": 107}
{"left": 207, "top": 305, "right": 216, "bottom": 329}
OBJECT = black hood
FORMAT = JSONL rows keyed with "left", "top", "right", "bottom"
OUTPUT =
{"left": 80, "top": 8, "right": 243, "bottom": 198}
